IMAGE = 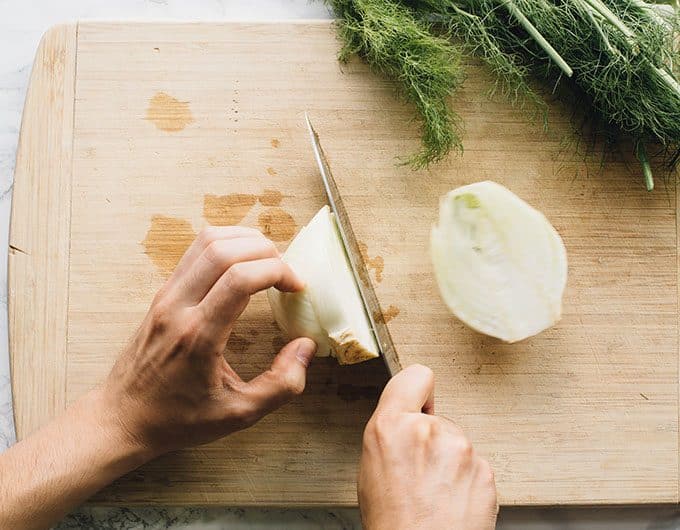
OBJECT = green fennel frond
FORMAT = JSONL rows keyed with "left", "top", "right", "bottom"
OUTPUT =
{"left": 329, "top": 0, "right": 466, "bottom": 167}
{"left": 327, "top": 0, "right": 680, "bottom": 187}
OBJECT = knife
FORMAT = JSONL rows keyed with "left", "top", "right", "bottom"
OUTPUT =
{"left": 304, "top": 113, "right": 402, "bottom": 377}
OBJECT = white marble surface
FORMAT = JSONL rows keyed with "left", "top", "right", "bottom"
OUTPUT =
{"left": 1, "top": 1, "right": 679, "bottom": 528}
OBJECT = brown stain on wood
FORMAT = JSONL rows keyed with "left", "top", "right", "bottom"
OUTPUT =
{"left": 203, "top": 193, "right": 257, "bottom": 226}
{"left": 142, "top": 215, "right": 196, "bottom": 276}
{"left": 258, "top": 189, "right": 283, "bottom": 207}
{"left": 146, "top": 92, "right": 194, "bottom": 132}
{"left": 227, "top": 332, "right": 255, "bottom": 354}
{"left": 373, "top": 305, "right": 400, "bottom": 325}
{"left": 358, "top": 241, "right": 384, "bottom": 283}
{"left": 258, "top": 208, "right": 296, "bottom": 242}
{"left": 266, "top": 167, "right": 277, "bottom": 176}
{"left": 270, "top": 138, "right": 280, "bottom": 148}
{"left": 382, "top": 305, "right": 400, "bottom": 323}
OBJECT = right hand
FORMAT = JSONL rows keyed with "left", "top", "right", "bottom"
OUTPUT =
{"left": 358, "top": 365, "right": 498, "bottom": 530}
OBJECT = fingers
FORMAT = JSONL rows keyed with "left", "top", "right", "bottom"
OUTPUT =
{"left": 375, "top": 364, "right": 435, "bottom": 415}
{"left": 200, "top": 257, "right": 304, "bottom": 326}
{"left": 170, "top": 226, "right": 265, "bottom": 281}
{"left": 178, "top": 237, "right": 279, "bottom": 303}
{"left": 238, "top": 337, "right": 317, "bottom": 422}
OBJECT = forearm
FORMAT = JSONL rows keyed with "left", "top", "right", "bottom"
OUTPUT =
{"left": 0, "top": 387, "right": 152, "bottom": 530}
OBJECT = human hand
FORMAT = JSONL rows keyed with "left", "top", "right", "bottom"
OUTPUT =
{"left": 358, "top": 365, "right": 497, "bottom": 530}
{"left": 97, "top": 226, "right": 317, "bottom": 457}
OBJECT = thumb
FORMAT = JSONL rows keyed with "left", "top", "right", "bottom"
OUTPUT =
{"left": 241, "top": 337, "right": 317, "bottom": 419}
{"left": 375, "top": 364, "right": 435, "bottom": 415}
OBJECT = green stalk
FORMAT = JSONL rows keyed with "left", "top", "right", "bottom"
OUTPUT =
{"left": 580, "top": 0, "right": 619, "bottom": 55}
{"left": 629, "top": 0, "right": 669, "bottom": 27}
{"left": 654, "top": 65, "right": 680, "bottom": 97}
{"left": 582, "top": 0, "right": 636, "bottom": 38}
{"left": 636, "top": 141, "right": 654, "bottom": 191}
{"left": 582, "top": 0, "right": 680, "bottom": 99}
{"left": 502, "top": 0, "right": 574, "bottom": 77}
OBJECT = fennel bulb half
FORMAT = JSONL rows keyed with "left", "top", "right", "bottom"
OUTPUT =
{"left": 431, "top": 181, "right": 567, "bottom": 343}
{"left": 268, "top": 206, "right": 379, "bottom": 365}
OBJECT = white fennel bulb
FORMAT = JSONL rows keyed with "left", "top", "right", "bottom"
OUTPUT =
{"left": 430, "top": 181, "right": 567, "bottom": 342}
{"left": 268, "top": 206, "right": 379, "bottom": 365}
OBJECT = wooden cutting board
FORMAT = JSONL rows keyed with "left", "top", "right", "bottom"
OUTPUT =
{"left": 9, "top": 22, "right": 678, "bottom": 506}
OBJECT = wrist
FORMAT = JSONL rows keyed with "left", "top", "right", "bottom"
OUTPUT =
{"left": 79, "top": 386, "right": 159, "bottom": 470}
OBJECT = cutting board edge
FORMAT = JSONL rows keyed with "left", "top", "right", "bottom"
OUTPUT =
{"left": 82, "top": 495, "right": 680, "bottom": 508}
{"left": 9, "top": 23, "right": 77, "bottom": 439}
{"left": 77, "top": 19, "right": 336, "bottom": 28}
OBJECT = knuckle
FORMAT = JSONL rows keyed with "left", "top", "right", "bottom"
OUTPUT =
{"left": 270, "top": 369, "right": 305, "bottom": 397}
{"left": 205, "top": 240, "right": 232, "bottom": 266}
{"left": 429, "top": 416, "right": 442, "bottom": 435}
{"left": 175, "top": 312, "right": 204, "bottom": 348}
{"left": 412, "top": 417, "right": 435, "bottom": 445}
{"left": 285, "top": 376, "right": 305, "bottom": 397}
{"left": 362, "top": 422, "right": 377, "bottom": 450}
{"left": 373, "top": 414, "right": 392, "bottom": 436}
{"left": 225, "top": 264, "right": 251, "bottom": 296}
{"left": 149, "top": 299, "right": 175, "bottom": 333}
{"left": 198, "top": 226, "right": 220, "bottom": 245}
{"left": 453, "top": 435, "right": 474, "bottom": 460}
{"left": 364, "top": 414, "right": 392, "bottom": 448}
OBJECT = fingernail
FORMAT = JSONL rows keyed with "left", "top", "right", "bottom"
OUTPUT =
{"left": 295, "top": 338, "right": 317, "bottom": 367}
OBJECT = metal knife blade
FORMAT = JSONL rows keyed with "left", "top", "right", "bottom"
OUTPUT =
{"left": 304, "top": 113, "right": 402, "bottom": 376}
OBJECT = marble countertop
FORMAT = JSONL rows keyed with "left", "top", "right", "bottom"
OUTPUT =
{"left": 1, "top": 1, "right": 679, "bottom": 528}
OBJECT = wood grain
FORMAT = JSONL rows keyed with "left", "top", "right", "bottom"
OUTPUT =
{"left": 10, "top": 21, "right": 679, "bottom": 506}
{"left": 9, "top": 24, "right": 77, "bottom": 438}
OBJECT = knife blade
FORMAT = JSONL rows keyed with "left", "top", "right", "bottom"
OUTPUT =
{"left": 304, "top": 113, "right": 402, "bottom": 376}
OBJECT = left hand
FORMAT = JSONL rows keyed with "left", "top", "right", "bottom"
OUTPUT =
{"left": 98, "top": 226, "right": 317, "bottom": 457}
{"left": 0, "top": 226, "right": 318, "bottom": 530}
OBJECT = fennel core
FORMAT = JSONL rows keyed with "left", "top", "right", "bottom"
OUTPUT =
{"left": 326, "top": 0, "right": 680, "bottom": 189}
